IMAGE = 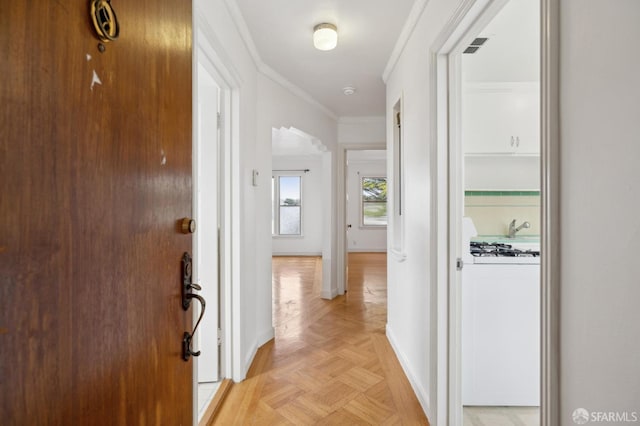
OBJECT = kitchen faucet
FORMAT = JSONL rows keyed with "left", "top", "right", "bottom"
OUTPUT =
{"left": 508, "top": 219, "right": 530, "bottom": 238}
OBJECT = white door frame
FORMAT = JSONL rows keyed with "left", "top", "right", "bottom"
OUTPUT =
{"left": 194, "top": 54, "right": 221, "bottom": 384}
{"left": 336, "top": 143, "right": 387, "bottom": 295}
{"left": 192, "top": 8, "right": 243, "bottom": 424}
{"left": 429, "top": 0, "right": 560, "bottom": 424}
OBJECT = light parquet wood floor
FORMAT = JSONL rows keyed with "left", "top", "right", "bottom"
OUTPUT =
{"left": 213, "top": 253, "right": 429, "bottom": 425}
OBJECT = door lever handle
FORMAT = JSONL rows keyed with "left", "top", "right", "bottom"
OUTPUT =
{"left": 180, "top": 252, "right": 206, "bottom": 361}
{"left": 183, "top": 293, "right": 206, "bottom": 361}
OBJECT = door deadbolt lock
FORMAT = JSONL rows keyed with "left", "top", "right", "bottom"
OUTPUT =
{"left": 180, "top": 218, "right": 196, "bottom": 234}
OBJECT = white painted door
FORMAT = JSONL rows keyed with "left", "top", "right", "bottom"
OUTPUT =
{"left": 194, "top": 61, "right": 220, "bottom": 383}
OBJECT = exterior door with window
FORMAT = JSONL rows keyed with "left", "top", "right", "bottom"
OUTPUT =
{"left": 345, "top": 152, "right": 388, "bottom": 253}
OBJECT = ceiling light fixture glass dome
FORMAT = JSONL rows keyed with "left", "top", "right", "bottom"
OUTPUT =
{"left": 313, "top": 23, "right": 338, "bottom": 51}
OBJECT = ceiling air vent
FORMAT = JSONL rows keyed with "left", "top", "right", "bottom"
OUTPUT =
{"left": 463, "top": 37, "right": 488, "bottom": 54}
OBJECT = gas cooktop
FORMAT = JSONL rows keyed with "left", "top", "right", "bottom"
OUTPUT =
{"left": 470, "top": 241, "right": 540, "bottom": 258}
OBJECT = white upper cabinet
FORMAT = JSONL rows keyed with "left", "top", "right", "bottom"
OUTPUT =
{"left": 462, "top": 82, "right": 540, "bottom": 155}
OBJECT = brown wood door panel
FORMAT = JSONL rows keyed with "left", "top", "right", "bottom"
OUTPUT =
{"left": 1, "top": 1, "right": 193, "bottom": 424}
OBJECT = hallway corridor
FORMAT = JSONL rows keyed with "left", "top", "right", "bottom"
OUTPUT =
{"left": 213, "top": 253, "right": 428, "bottom": 424}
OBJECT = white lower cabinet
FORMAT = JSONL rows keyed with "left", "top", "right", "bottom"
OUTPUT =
{"left": 462, "top": 264, "right": 540, "bottom": 406}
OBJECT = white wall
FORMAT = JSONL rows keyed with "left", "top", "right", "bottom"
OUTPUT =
{"left": 272, "top": 155, "right": 324, "bottom": 255}
{"left": 560, "top": 0, "right": 640, "bottom": 422}
{"left": 256, "top": 73, "right": 339, "bottom": 300}
{"left": 347, "top": 155, "right": 387, "bottom": 252}
{"left": 195, "top": 0, "right": 260, "bottom": 382}
{"left": 386, "top": 0, "right": 640, "bottom": 423}
{"left": 339, "top": 116, "right": 386, "bottom": 145}
{"left": 384, "top": 0, "right": 463, "bottom": 419}
{"left": 196, "top": 0, "right": 339, "bottom": 380}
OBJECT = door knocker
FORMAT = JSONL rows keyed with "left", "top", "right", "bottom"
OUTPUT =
{"left": 91, "top": 0, "right": 120, "bottom": 43}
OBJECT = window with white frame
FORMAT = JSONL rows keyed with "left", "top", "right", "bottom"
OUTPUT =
{"left": 361, "top": 177, "right": 387, "bottom": 227}
{"left": 272, "top": 174, "right": 303, "bottom": 236}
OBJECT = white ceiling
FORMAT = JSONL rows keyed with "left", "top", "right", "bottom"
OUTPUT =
{"left": 462, "top": 0, "right": 540, "bottom": 82}
{"left": 233, "top": 0, "right": 416, "bottom": 118}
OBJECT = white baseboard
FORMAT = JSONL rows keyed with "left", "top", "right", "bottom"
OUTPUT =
{"left": 242, "top": 342, "right": 258, "bottom": 380}
{"left": 241, "top": 327, "right": 275, "bottom": 380}
{"left": 386, "top": 324, "right": 433, "bottom": 421}
{"left": 257, "top": 326, "right": 275, "bottom": 347}
{"left": 321, "top": 287, "right": 339, "bottom": 300}
{"left": 347, "top": 248, "right": 387, "bottom": 253}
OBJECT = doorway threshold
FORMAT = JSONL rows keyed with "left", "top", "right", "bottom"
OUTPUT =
{"left": 198, "top": 379, "right": 232, "bottom": 425}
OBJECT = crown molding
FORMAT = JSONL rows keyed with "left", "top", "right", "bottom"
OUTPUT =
{"left": 259, "top": 63, "right": 338, "bottom": 121}
{"left": 194, "top": 8, "right": 244, "bottom": 87}
{"left": 382, "top": 0, "right": 430, "bottom": 83}
{"left": 222, "top": 0, "right": 338, "bottom": 121}
{"left": 221, "top": 0, "right": 263, "bottom": 68}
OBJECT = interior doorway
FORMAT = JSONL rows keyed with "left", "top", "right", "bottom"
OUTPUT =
{"left": 192, "top": 20, "right": 239, "bottom": 422}
{"left": 345, "top": 150, "right": 388, "bottom": 256}
{"left": 457, "top": 1, "right": 541, "bottom": 424}
{"left": 431, "top": 0, "right": 556, "bottom": 424}
{"left": 270, "top": 127, "right": 333, "bottom": 300}
{"left": 193, "top": 51, "right": 222, "bottom": 421}
{"left": 337, "top": 143, "right": 386, "bottom": 294}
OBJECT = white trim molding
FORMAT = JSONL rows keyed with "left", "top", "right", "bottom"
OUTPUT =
{"left": 382, "top": 0, "right": 430, "bottom": 83}
{"left": 337, "top": 143, "right": 387, "bottom": 295}
{"left": 428, "top": 0, "right": 558, "bottom": 425}
{"left": 193, "top": 6, "right": 244, "bottom": 390}
{"left": 386, "top": 325, "right": 432, "bottom": 419}
{"left": 222, "top": 0, "right": 338, "bottom": 120}
{"left": 321, "top": 288, "right": 339, "bottom": 300}
{"left": 221, "top": 0, "right": 262, "bottom": 69}
{"left": 540, "top": 0, "right": 560, "bottom": 424}
{"left": 194, "top": 8, "right": 244, "bottom": 87}
{"left": 259, "top": 64, "right": 338, "bottom": 120}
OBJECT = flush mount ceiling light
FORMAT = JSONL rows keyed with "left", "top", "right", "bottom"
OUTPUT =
{"left": 313, "top": 23, "right": 338, "bottom": 51}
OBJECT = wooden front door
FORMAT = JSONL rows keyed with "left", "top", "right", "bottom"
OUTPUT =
{"left": 0, "top": 1, "right": 193, "bottom": 424}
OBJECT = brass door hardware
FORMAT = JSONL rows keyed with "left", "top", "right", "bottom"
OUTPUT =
{"left": 91, "top": 0, "right": 120, "bottom": 43}
{"left": 180, "top": 218, "right": 196, "bottom": 234}
{"left": 181, "top": 253, "right": 206, "bottom": 361}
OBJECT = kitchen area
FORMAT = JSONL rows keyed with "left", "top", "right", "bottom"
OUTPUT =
{"left": 458, "top": 0, "right": 541, "bottom": 425}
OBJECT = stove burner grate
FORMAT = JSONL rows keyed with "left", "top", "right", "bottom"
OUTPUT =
{"left": 470, "top": 241, "right": 539, "bottom": 258}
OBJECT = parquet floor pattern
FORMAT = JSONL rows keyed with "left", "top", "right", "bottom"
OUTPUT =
{"left": 213, "top": 253, "right": 428, "bottom": 425}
